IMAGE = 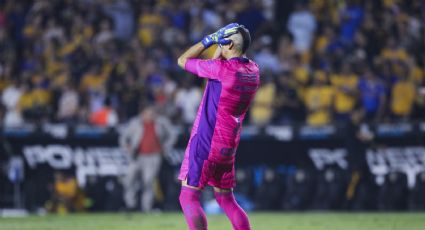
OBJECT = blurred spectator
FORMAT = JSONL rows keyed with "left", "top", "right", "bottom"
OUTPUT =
{"left": 254, "top": 43, "right": 281, "bottom": 74}
{"left": 292, "top": 55, "right": 310, "bottom": 92}
{"left": 287, "top": 1, "right": 316, "bottom": 53}
{"left": 18, "top": 77, "right": 51, "bottom": 122}
{"left": 87, "top": 86, "right": 107, "bottom": 115}
{"left": 94, "top": 19, "right": 115, "bottom": 45}
{"left": 273, "top": 71, "right": 303, "bottom": 124}
{"left": 339, "top": 0, "right": 364, "bottom": 44}
{"left": 357, "top": 69, "right": 386, "bottom": 122}
{"left": 119, "top": 106, "right": 176, "bottom": 212}
{"left": 1, "top": 79, "right": 23, "bottom": 126}
{"left": 89, "top": 97, "right": 118, "bottom": 127}
{"left": 0, "top": 0, "right": 421, "bottom": 127}
{"left": 174, "top": 78, "right": 202, "bottom": 125}
{"left": 390, "top": 74, "right": 415, "bottom": 120}
{"left": 304, "top": 71, "right": 334, "bottom": 126}
{"left": 43, "top": 18, "right": 64, "bottom": 43}
{"left": 380, "top": 37, "right": 408, "bottom": 63}
{"left": 330, "top": 63, "right": 358, "bottom": 122}
{"left": 138, "top": 5, "right": 164, "bottom": 47}
{"left": 57, "top": 84, "right": 79, "bottom": 123}
{"left": 277, "top": 35, "right": 296, "bottom": 72}
{"left": 45, "top": 172, "right": 86, "bottom": 214}
{"left": 102, "top": 0, "right": 134, "bottom": 41}
{"left": 250, "top": 74, "right": 276, "bottom": 126}
{"left": 80, "top": 65, "right": 111, "bottom": 92}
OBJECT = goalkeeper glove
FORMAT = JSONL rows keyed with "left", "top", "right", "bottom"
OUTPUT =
{"left": 201, "top": 23, "right": 240, "bottom": 48}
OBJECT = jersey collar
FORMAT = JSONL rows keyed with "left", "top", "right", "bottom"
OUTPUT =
{"left": 229, "top": 57, "right": 249, "bottom": 63}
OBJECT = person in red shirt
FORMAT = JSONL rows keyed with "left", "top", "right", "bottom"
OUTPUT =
{"left": 89, "top": 98, "right": 118, "bottom": 127}
{"left": 119, "top": 105, "right": 176, "bottom": 212}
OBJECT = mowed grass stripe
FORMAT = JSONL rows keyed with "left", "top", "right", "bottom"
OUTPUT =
{"left": 1, "top": 212, "right": 425, "bottom": 230}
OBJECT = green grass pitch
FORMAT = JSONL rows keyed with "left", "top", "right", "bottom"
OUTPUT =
{"left": 1, "top": 212, "right": 425, "bottom": 230}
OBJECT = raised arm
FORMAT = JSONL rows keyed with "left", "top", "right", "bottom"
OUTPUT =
{"left": 177, "top": 42, "right": 205, "bottom": 69}
{"left": 177, "top": 23, "right": 240, "bottom": 69}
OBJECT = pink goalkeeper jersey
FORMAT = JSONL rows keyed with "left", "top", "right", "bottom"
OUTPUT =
{"left": 178, "top": 57, "right": 260, "bottom": 186}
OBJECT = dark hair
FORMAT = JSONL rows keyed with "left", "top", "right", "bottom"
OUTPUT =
{"left": 238, "top": 25, "right": 251, "bottom": 54}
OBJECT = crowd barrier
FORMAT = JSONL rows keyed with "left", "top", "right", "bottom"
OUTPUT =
{"left": 1, "top": 122, "right": 425, "bottom": 211}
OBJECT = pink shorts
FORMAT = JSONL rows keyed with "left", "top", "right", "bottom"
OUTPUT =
{"left": 179, "top": 158, "right": 236, "bottom": 189}
{"left": 178, "top": 133, "right": 236, "bottom": 189}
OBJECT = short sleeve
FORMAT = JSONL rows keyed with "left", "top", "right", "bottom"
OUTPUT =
{"left": 184, "top": 58, "right": 223, "bottom": 80}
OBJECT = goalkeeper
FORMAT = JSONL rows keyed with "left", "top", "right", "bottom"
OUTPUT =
{"left": 177, "top": 23, "right": 260, "bottom": 230}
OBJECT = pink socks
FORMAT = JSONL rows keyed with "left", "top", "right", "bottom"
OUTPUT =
{"left": 179, "top": 187, "right": 208, "bottom": 230}
{"left": 179, "top": 186, "right": 251, "bottom": 230}
{"left": 214, "top": 191, "right": 251, "bottom": 230}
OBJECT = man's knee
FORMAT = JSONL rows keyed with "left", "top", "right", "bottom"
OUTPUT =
{"left": 213, "top": 187, "right": 233, "bottom": 204}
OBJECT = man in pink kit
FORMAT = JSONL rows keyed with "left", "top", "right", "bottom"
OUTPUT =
{"left": 177, "top": 23, "right": 260, "bottom": 230}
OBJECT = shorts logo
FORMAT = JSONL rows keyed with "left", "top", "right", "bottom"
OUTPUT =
{"left": 220, "top": 148, "right": 235, "bottom": 157}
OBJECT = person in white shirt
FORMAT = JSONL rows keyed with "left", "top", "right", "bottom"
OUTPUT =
{"left": 57, "top": 84, "right": 79, "bottom": 123}
{"left": 1, "top": 80, "right": 24, "bottom": 126}
{"left": 287, "top": 2, "right": 316, "bottom": 53}
{"left": 174, "top": 78, "right": 202, "bottom": 125}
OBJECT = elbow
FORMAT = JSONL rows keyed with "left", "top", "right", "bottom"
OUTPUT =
{"left": 177, "top": 56, "right": 186, "bottom": 69}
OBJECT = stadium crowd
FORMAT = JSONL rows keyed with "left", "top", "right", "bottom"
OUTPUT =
{"left": 0, "top": 0, "right": 423, "bottom": 127}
